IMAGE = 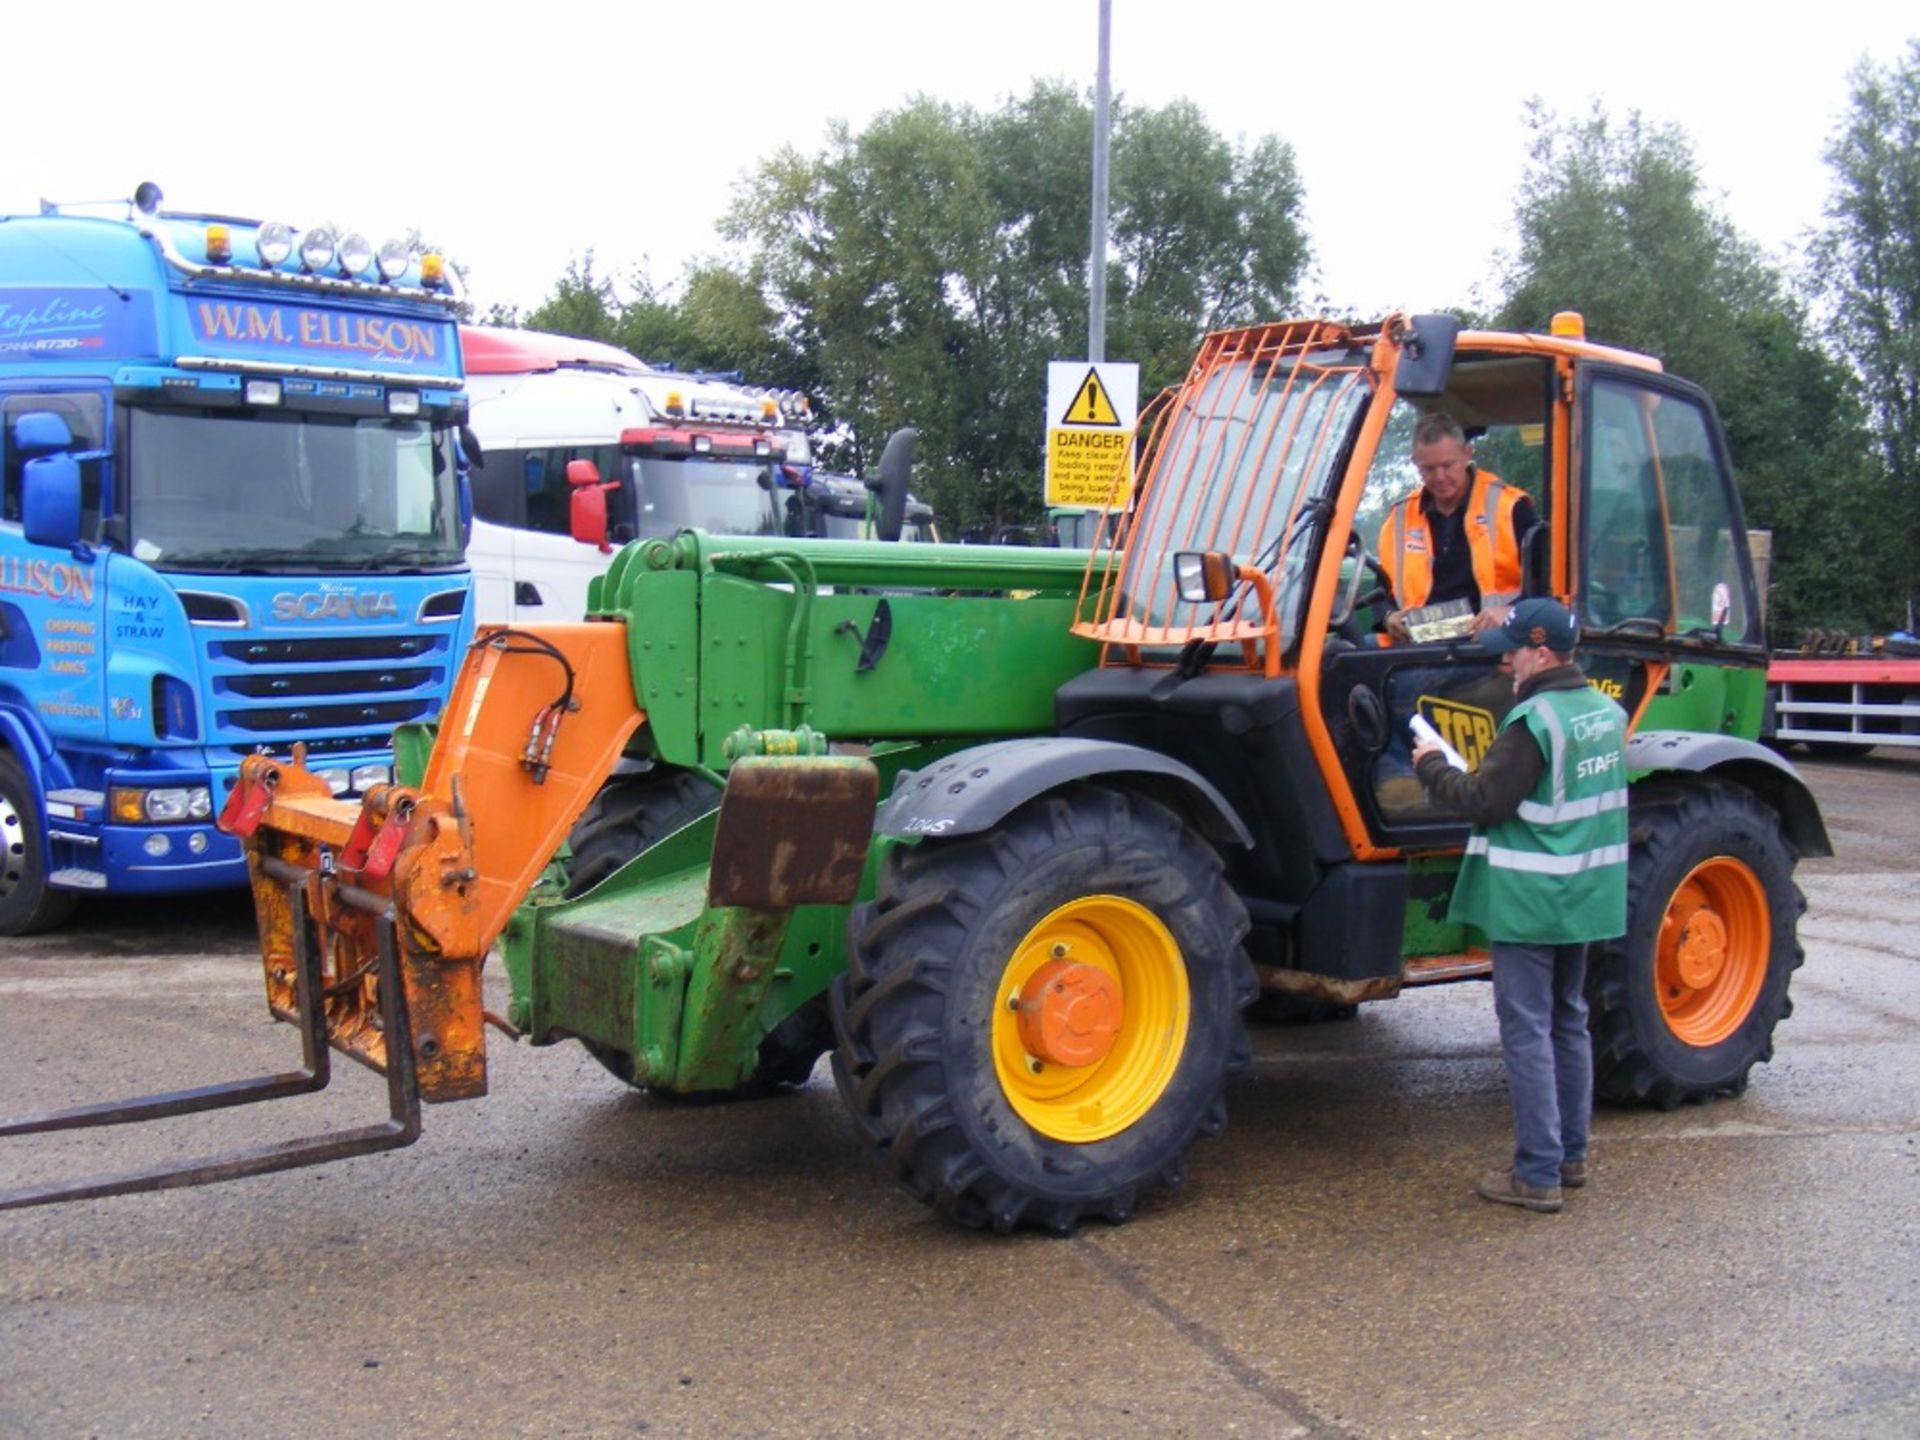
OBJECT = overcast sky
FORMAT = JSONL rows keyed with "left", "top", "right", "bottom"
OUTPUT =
{"left": 4, "top": 2, "right": 1913, "bottom": 340}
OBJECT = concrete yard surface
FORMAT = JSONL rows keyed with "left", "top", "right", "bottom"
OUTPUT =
{"left": 2, "top": 751, "right": 1915, "bottom": 1438}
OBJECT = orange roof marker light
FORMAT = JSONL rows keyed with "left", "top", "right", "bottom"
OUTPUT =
{"left": 1550, "top": 311, "right": 1586, "bottom": 339}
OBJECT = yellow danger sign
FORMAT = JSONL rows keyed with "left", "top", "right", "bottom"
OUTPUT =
{"left": 1060, "top": 367, "right": 1124, "bottom": 427}
{"left": 1045, "top": 359, "right": 1139, "bottom": 509}
{"left": 1047, "top": 429, "right": 1134, "bottom": 508}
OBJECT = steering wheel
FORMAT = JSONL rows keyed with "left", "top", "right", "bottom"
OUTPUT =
{"left": 1355, "top": 550, "right": 1393, "bottom": 611}
{"left": 1331, "top": 538, "right": 1395, "bottom": 647}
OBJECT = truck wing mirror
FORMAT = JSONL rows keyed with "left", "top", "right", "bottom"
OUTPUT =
{"left": 12, "top": 409, "right": 75, "bottom": 457}
{"left": 566, "top": 459, "right": 618, "bottom": 554}
{"left": 23, "top": 453, "right": 83, "bottom": 550}
{"left": 867, "top": 428, "right": 918, "bottom": 543}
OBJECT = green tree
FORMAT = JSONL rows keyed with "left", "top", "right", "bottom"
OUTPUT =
{"left": 1496, "top": 103, "right": 1887, "bottom": 638}
{"left": 615, "top": 263, "right": 810, "bottom": 387}
{"left": 1810, "top": 40, "right": 1920, "bottom": 625}
{"left": 726, "top": 82, "right": 1309, "bottom": 535}
{"left": 522, "top": 251, "right": 621, "bottom": 342}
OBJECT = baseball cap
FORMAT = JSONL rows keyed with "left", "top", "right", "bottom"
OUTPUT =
{"left": 1474, "top": 597, "right": 1579, "bottom": 655}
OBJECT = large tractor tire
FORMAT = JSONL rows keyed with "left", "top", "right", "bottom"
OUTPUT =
{"left": 831, "top": 785, "right": 1255, "bottom": 1234}
{"left": 564, "top": 767, "right": 720, "bottom": 899}
{"left": 0, "top": 752, "right": 78, "bottom": 937}
{"left": 567, "top": 767, "right": 832, "bottom": 1099}
{"left": 1588, "top": 780, "right": 1805, "bottom": 1109}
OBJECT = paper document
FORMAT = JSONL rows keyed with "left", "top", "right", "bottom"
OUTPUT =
{"left": 1409, "top": 714, "right": 1469, "bottom": 771}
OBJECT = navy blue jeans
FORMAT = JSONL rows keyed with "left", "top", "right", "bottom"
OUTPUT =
{"left": 1490, "top": 940, "right": 1593, "bottom": 1188}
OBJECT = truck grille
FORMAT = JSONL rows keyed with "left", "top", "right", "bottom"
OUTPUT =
{"left": 206, "top": 632, "right": 453, "bottom": 751}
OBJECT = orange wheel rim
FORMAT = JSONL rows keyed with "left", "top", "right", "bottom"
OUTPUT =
{"left": 1654, "top": 856, "right": 1770, "bottom": 1046}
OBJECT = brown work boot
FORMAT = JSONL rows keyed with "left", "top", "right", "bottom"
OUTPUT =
{"left": 1560, "top": 1159, "right": 1588, "bottom": 1189}
{"left": 1477, "top": 1169, "right": 1563, "bottom": 1213}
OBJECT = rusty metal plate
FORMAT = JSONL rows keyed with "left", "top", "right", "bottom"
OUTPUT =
{"left": 707, "top": 757, "right": 879, "bottom": 908}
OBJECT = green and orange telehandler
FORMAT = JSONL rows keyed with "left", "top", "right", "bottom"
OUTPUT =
{"left": 2, "top": 312, "right": 1829, "bottom": 1233}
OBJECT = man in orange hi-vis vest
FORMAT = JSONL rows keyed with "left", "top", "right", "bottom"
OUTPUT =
{"left": 1378, "top": 413, "right": 1539, "bottom": 643}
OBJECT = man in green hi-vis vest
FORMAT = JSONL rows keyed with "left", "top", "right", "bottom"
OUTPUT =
{"left": 1412, "top": 598, "right": 1629, "bottom": 1214}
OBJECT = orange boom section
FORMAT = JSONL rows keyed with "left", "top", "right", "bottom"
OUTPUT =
{"left": 220, "top": 623, "right": 646, "bottom": 1102}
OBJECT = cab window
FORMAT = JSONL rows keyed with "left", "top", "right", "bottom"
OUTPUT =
{"left": 1581, "top": 378, "right": 1752, "bottom": 641}
{"left": 2, "top": 391, "right": 106, "bottom": 534}
{"left": 476, "top": 445, "right": 630, "bottom": 537}
{"left": 1355, "top": 359, "right": 1553, "bottom": 558}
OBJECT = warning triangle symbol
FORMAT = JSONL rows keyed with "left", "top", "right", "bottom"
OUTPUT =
{"left": 1061, "top": 367, "right": 1123, "bottom": 427}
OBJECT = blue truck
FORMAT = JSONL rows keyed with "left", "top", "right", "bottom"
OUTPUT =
{"left": 0, "top": 183, "right": 473, "bottom": 933}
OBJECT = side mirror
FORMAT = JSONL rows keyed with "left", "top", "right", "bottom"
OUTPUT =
{"left": 867, "top": 428, "right": 918, "bottom": 543}
{"left": 13, "top": 410, "right": 75, "bottom": 456}
{"left": 23, "top": 453, "right": 83, "bottom": 549}
{"left": 1173, "top": 550, "right": 1236, "bottom": 604}
{"left": 569, "top": 484, "right": 610, "bottom": 554}
{"left": 1394, "top": 314, "right": 1461, "bottom": 399}
{"left": 566, "top": 458, "right": 616, "bottom": 554}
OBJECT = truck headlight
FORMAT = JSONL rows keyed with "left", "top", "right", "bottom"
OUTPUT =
{"left": 350, "top": 763, "right": 393, "bottom": 793}
{"left": 110, "top": 786, "right": 215, "bottom": 824}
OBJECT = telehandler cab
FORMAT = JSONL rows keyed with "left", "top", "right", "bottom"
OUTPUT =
{"left": 2, "top": 313, "right": 1828, "bottom": 1233}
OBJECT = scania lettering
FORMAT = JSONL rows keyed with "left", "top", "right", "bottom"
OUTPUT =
{"left": 0, "top": 182, "right": 474, "bottom": 934}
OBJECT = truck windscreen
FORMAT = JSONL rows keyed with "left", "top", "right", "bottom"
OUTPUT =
{"left": 633, "top": 456, "right": 784, "bottom": 538}
{"left": 126, "top": 408, "right": 464, "bottom": 571}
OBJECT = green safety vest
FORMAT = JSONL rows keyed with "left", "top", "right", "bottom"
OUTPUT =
{"left": 1448, "top": 685, "right": 1630, "bottom": 945}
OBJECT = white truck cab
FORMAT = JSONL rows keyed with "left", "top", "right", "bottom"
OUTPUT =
{"left": 462, "top": 327, "right": 818, "bottom": 625}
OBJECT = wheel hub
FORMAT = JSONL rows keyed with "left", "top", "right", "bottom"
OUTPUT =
{"left": 992, "top": 895, "right": 1191, "bottom": 1143}
{"left": 1654, "top": 857, "right": 1773, "bottom": 1048}
{"left": 1, "top": 791, "right": 26, "bottom": 899}
{"left": 1675, "top": 908, "right": 1729, "bottom": 990}
{"left": 1016, "top": 958, "right": 1124, "bottom": 1067}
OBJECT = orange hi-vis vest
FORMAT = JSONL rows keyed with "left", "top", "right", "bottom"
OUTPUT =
{"left": 1379, "top": 468, "right": 1526, "bottom": 610}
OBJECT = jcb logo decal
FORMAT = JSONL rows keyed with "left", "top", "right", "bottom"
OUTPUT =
{"left": 1417, "top": 696, "right": 1498, "bottom": 770}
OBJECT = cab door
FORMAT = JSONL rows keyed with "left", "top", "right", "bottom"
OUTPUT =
{"left": 2, "top": 390, "right": 111, "bottom": 743}
{"left": 1315, "top": 369, "right": 1560, "bottom": 854}
{"left": 1572, "top": 366, "right": 1764, "bottom": 724}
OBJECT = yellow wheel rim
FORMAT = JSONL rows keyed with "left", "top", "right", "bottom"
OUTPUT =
{"left": 1655, "top": 855, "right": 1771, "bottom": 1047}
{"left": 992, "top": 895, "right": 1190, "bottom": 1143}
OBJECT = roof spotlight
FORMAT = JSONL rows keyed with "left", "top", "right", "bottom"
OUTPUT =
{"left": 257, "top": 221, "right": 294, "bottom": 266}
{"left": 377, "top": 238, "right": 411, "bottom": 281}
{"left": 299, "top": 228, "right": 336, "bottom": 273}
{"left": 338, "top": 232, "right": 374, "bottom": 278}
